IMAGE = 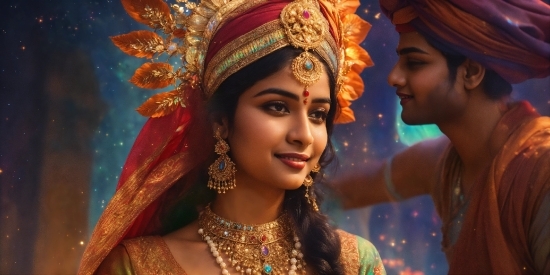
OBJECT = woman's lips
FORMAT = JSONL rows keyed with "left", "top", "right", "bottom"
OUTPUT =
{"left": 397, "top": 92, "right": 413, "bottom": 105}
{"left": 275, "top": 153, "right": 309, "bottom": 169}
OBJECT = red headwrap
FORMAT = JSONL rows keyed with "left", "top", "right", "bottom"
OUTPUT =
{"left": 380, "top": 0, "right": 550, "bottom": 84}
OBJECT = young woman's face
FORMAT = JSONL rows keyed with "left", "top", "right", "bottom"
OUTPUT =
{"left": 225, "top": 62, "right": 331, "bottom": 192}
{"left": 388, "top": 31, "right": 467, "bottom": 125}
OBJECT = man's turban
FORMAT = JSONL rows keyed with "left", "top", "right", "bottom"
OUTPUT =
{"left": 380, "top": 0, "right": 550, "bottom": 84}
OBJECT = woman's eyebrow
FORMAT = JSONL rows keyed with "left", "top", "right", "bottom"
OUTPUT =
{"left": 254, "top": 88, "right": 299, "bottom": 101}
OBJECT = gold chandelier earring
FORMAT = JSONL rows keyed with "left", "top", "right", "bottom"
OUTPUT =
{"left": 207, "top": 131, "right": 236, "bottom": 193}
{"left": 303, "top": 163, "right": 321, "bottom": 211}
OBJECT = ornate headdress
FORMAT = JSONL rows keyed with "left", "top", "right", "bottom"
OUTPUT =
{"left": 79, "top": 1, "right": 372, "bottom": 274}
{"left": 111, "top": 0, "right": 372, "bottom": 122}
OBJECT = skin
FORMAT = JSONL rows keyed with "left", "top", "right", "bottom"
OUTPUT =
{"left": 163, "top": 62, "right": 331, "bottom": 274}
{"left": 333, "top": 31, "right": 510, "bottom": 208}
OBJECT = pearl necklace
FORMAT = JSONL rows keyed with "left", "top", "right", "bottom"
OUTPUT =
{"left": 198, "top": 205, "right": 305, "bottom": 275}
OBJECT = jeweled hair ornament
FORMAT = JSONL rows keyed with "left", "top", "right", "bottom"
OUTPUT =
{"left": 110, "top": 0, "right": 373, "bottom": 123}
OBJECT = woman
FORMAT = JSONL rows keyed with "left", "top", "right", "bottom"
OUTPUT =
{"left": 79, "top": 0, "right": 384, "bottom": 274}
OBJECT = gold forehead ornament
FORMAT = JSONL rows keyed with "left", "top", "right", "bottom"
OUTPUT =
{"left": 281, "top": 0, "right": 326, "bottom": 104}
{"left": 110, "top": 0, "right": 373, "bottom": 122}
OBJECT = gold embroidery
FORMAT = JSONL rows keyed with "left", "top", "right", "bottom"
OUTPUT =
{"left": 123, "top": 236, "right": 186, "bottom": 274}
{"left": 79, "top": 151, "right": 190, "bottom": 275}
{"left": 204, "top": 21, "right": 288, "bottom": 96}
{"left": 204, "top": 19, "right": 339, "bottom": 97}
{"left": 337, "top": 230, "right": 360, "bottom": 275}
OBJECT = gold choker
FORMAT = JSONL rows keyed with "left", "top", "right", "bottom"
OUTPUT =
{"left": 198, "top": 205, "right": 305, "bottom": 275}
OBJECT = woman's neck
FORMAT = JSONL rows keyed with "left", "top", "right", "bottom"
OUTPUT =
{"left": 210, "top": 185, "right": 286, "bottom": 225}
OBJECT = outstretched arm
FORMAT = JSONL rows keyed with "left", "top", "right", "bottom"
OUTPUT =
{"left": 331, "top": 136, "right": 450, "bottom": 209}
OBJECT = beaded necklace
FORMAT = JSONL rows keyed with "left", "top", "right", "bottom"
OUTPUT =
{"left": 198, "top": 205, "right": 305, "bottom": 275}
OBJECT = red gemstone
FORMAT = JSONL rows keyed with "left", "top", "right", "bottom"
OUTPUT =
{"left": 303, "top": 90, "right": 309, "bottom": 97}
{"left": 261, "top": 235, "right": 267, "bottom": 242}
{"left": 303, "top": 10, "right": 310, "bottom": 19}
{"left": 250, "top": 236, "right": 256, "bottom": 242}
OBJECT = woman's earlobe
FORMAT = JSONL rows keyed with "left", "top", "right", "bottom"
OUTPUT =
{"left": 212, "top": 117, "right": 230, "bottom": 139}
{"left": 462, "top": 59, "right": 485, "bottom": 90}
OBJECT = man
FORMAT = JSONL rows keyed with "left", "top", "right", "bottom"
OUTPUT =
{"left": 333, "top": 0, "right": 550, "bottom": 273}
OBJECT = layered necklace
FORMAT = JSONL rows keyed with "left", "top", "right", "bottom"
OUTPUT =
{"left": 198, "top": 205, "right": 305, "bottom": 275}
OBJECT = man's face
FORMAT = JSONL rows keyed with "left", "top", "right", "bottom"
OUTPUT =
{"left": 388, "top": 31, "right": 468, "bottom": 126}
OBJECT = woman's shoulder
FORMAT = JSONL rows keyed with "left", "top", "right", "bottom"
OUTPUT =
{"left": 95, "top": 236, "right": 186, "bottom": 275}
{"left": 336, "top": 230, "right": 386, "bottom": 275}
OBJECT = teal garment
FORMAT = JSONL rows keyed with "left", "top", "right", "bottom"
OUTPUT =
{"left": 357, "top": 235, "right": 386, "bottom": 275}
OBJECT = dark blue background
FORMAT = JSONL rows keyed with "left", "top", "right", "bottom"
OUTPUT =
{"left": 1, "top": 0, "right": 548, "bottom": 274}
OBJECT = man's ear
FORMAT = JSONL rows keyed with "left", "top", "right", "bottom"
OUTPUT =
{"left": 461, "top": 59, "right": 485, "bottom": 90}
{"left": 212, "top": 117, "right": 230, "bottom": 139}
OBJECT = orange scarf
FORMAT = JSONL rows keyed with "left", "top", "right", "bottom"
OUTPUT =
{"left": 433, "top": 101, "right": 550, "bottom": 274}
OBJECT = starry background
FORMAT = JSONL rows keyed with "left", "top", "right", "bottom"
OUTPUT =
{"left": 1, "top": 0, "right": 549, "bottom": 274}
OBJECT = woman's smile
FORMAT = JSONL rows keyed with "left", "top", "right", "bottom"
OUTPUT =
{"left": 275, "top": 153, "right": 310, "bottom": 170}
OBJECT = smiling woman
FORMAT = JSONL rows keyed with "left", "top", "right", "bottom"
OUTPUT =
{"left": 78, "top": 0, "right": 384, "bottom": 274}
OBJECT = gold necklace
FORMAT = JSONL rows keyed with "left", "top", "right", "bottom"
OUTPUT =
{"left": 198, "top": 205, "right": 305, "bottom": 275}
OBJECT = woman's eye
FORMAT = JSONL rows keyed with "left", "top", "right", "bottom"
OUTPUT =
{"left": 309, "top": 109, "right": 328, "bottom": 123}
{"left": 264, "top": 101, "right": 289, "bottom": 114}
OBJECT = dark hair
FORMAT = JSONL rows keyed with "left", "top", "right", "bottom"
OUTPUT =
{"left": 424, "top": 36, "right": 513, "bottom": 100}
{"left": 207, "top": 46, "right": 344, "bottom": 275}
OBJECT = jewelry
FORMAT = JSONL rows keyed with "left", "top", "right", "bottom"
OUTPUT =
{"left": 311, "top": 163, "right": 320, "bottom": 173}
{"left": 303, "top": 165, "right": 320, "bottom": 211}
{"left": 281, "top": 0, "right": 326, "bottom": 99}
{"left": 383, "top": 156, "right": 404, "bottom": 202}
{"left": 112, "top": 0, "right": 372, "bottom": 123}
{"left": 208, "top": 132, "right": 237, "bottom": 193}
{"left": 450, "top": 162, "right": 467, "bottom": 219}
{"left": 198, "top": 205, "right": 305, "bottom": 275}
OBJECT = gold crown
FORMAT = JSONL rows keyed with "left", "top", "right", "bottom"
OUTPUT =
{"left": 111, "top": 0, "right": 373, "bottom": 123}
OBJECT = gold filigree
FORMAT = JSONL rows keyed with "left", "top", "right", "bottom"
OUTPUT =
{"left": 130, "top": 62, "right": 176, "bottom": 89}
{"left": 204, "top": 21, "right": 287, "bottom": 96}
{"left": 281, "top": 0, "right": 327, "bottom": 88}
{"left": 136, "top": 90, "right": 185, "bottom": 118}
{"left": 198, "top": 205, "right": 305, "bottom": 275}
{"left": 110, "top": 30, "right": 165, "bottom": 59}
{"left": 291, "top": 51, "right": 324, "bottom": 87}
{"left": 122, "top": 236, "right": 186, "bottom": 274}
{"left": 112, "top": 0, "right": 371, "bottom": 122}
{"left": 207, "top": 133, "right": 237, "bottom": 193}
{"left": 281, "top": 0, "right": 325, "bottom": 50}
